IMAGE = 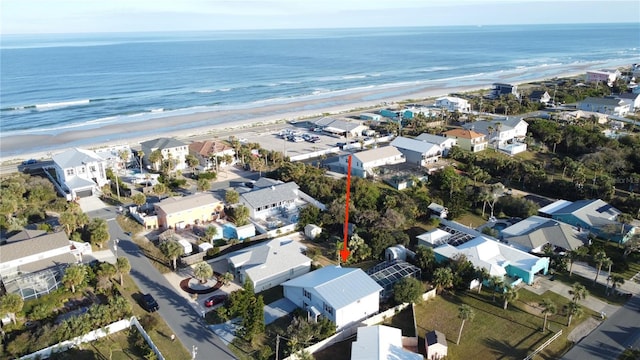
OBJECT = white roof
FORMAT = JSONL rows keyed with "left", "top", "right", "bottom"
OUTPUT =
{"left": 436, "top": 96, "right": 467, "bottom": 103}
{"left": 501, "top": 216, "right": 550, "bottom": 237}
{"left": 538, "top": 200, "right": 572, "bottom": 215}
{"left": 391, "top": 137, "right": 440, "bottom": 155}
{"left": 53, "top": 148, "right": 105, "bottom": 168}
{"left": 417, "top": 229, "right": 451, "bottom": 246}
{"left": 353, "top": 146, "right": 403, "bottom": 165}
{"left": 415, "top": 133, "right": 455, "bottom": 146}
{"left": 434, "top": 237, "right": 542, "bottom": 277}
{"left": 351, "top": 325, "right": 422, "bottom": 360}
{"left": 228, "top": 239, "right": 311, "bottom": 284}
{"left": 283, "top": 266, "right": 382, "bottom": 310}
{"left": 155, "top": 193, "right": 222, "bottom": 215}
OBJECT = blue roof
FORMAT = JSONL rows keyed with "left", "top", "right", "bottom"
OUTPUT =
{"left": 283, "top": 266, "right": 382, "bottom": 309}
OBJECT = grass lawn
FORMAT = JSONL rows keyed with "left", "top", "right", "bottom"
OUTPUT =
{"left": 414, "top": 288, "right": 598, "bottom": 360}
{"left": 258, "top": 285, "right": 284, "bottom": 305}
{"left": 552, "top": 271, "right": 629, "bottom": 306}
{"left": 454, "top": 211, "right": 488, "bottom": 229}
{"left": 229, "top": 314, "right": 293, "bottom": 360}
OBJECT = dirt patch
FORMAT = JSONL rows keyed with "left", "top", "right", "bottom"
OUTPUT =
{"left": 567, "top": 317, "right": 601, "bottom": 343}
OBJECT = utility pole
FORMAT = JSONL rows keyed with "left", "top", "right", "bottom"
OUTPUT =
{"left": 275, "top": 334, "right": 280, "bottom": 360}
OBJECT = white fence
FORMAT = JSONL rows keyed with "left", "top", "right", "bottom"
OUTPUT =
{"left": 284, "top": 288, "right": 436, "bottom": 360}
{"left": 18, "top": 316, "right": 164, "bottom": 360}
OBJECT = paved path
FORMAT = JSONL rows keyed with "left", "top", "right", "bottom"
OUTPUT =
{"left": 525, "top": 276, "right": 620, "bottom": 315}
{"left": 570, "top": 261, "right": 640, "bottom": 295}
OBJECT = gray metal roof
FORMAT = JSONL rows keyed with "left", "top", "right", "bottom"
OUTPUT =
{"left": 283, "top": 266, "right": 383, "bottom": 309}
{"left": 227, "top": 239, "right": 310, "bottom": 284}
{"left": 581, "top": 97, "right": 625, "bottom": 106}
{"left": 353, "top": 146, "right": 404, "bottom": 164}
{"left": 0, "top": 231, "right": 71, "bottom": 263}
{"left": 550, "top": 199, "right": 621, "bottom": 227}
{"left": 415, "top": 133, "right": 451, "bottom": 145}
{"left": 506, "top": 220, "right": 586, "bottom": 251}
{"left": 314, "top": 117, "right": 365, "bottom": 132}
{"left": 140, "top": 137, "right": 187, "bottom": 150}
{"left": 391, "top": 137, "right": 440, "bottom": 155}
{"left": 240, "top": 182, "right": 299, "bottom": 209}
{"left": 52, "top": 148, "right": 105, "bottom": 168}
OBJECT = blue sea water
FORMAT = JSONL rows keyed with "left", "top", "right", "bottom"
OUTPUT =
{"left": 1, "top": 23, "right": 639, "bottom": 139}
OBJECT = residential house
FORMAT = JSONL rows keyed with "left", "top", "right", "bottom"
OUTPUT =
{"left": 435, "top": 96, "right": 471, "bottom": 113}
{"left": 529, "top": 90, "right": 551, "bottom": 104}
{"left": 227, "top": 239, "right": 311, "bottom": 293}
{"left": 586, "top": 69, "right": 621, "bottom": 86}
{"left": 342, "top": 146, "right": 405, "bottom": 178}
{"left": 154, "top": 193, "right": 224, "bottom": 229}
{"left": 538, "top": 199, "right": 636, "bottom": 243}
{"left": 52, "top": 148, "right": 109, "bottom": 199}
{"left": 578, "top": 97, "right": 630, "bottom": 116}
{"left": 188, "top": 140, "right": 236, "bottom": 171}
{"left": 501, "top": 216, "right": 586, "bottom": 253}
{"left": 415, "top": 133, "right": 458, "bottom": 156}
{"left": 433, "top": 221, "right": 549, "bottom": 286}
{"left": 462, "top": 117, "right": 528, "bottom": 148}
{"left": 427, "top": 202, "right": 448, "bottom": 219}
{"left": 490, "top": 83, "right": 519, "bottom": 99}
{"left": 140, "top": 137, "right": 189, "bottom": 172}
{"left": 559, "top": 110, "right": 609, "bottom": 124}
{"left": 360, "top": 113, "right": 382, "bottom": 121}
{"left": 443, "top": 129, "right": 487, "bottom": 152}
{"left": 391, "top": 137, "right": 442, "bottom": 167}
{"left": 93, "top": 144, "right": 134, "bottom": 171}
{"left": 238, "top": 181, "right": 300, "bottom": 220}
{"left": 351, "top": 325, "right": 423, "bottom": 360}
{"left": 379, "top": 108, "right": 401, "bottom": 119}
{"left": 314, "top": 117, "right": 369, "bottom": 138}
{"left": 616, "top": 92, "right": 640, "bottom": 111}
{"left": 425, "top": 330, "right": 448, "bottom": 360}
{"left": 402, "top": 106, "right": 440, "bottom": 120}
{"left": 0, "top": 230, "right": 80, "bottom": 299}
{"left": 282, "top": 266, "right": 383, "bottom": 330}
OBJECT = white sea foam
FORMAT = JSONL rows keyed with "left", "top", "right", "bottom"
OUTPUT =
{"left": 34, "top": 99, "right": 91, "bottom": 110}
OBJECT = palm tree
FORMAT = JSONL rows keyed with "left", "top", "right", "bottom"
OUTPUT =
{"left": 567, "top": 302, "right": 583, "bottom": 326}
{"left": 432, "top": 267, "right": 454, "bottom": 294}
{"left": 193, "top": 262, "right": 213, "bottom": 284}
{"left": 132, "top": 193, "right": 146, "bottom": 208}
{"left": 116, "top": 256, "right": 131, "bottom": 286}
{"left": 502, "top": 286, "right": 519, "bottom": 310}
{"left": 137, "top": 150, "right": 145, "bottom": 174}
{"left": 221, "top": 272, "right": 234, "bottom": 286}
{"left": 593, "top": 251, "right": 609, "bottom": 285}
{"left": 0, "top": 293, "right": 24, "bottom": 325}
{"left": 540, "top": 298, "right": 557, "bottom": 332}
{"left": 476, "top": 267, "right": 490, "bottom": 294}
{"left": 608, "top": 273, "right": 625, "bottom": 296}
{"left": 456, "top": 304, "right": 475, "bottom": 345}
{"left": 160, "top": 240, "right": 185, "bottom": 270}
{"left": 197, "top": 178, "right": 210, "bottom": 192}
{"left": 489, "top": 275, "right": 505, "bottom": 302}
{"left": 205, "top": 226, "right": 218, "bottom": 245}
{"left": 62, "top": 264, "right": 87, "bottom": 293}
{"left": 566, "top": 247, "right": 588, "bottom": 277}
{"left": 148, "top": 150, "right": 163, "bottom": 172}
{"left": 569, "top": 283, "right": 588, "bottom": 304}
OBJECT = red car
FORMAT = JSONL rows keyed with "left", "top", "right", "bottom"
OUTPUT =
{"left": 204, "top": 294, "right": 228, "bottom": 307}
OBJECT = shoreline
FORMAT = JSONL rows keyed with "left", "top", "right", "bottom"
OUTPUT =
{"left": 0, "top": 61, "right": 626, "bottom": 164}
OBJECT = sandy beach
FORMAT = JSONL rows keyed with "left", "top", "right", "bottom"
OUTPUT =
{"left": 0, "top": 61, "right": 623, "bottom": 165}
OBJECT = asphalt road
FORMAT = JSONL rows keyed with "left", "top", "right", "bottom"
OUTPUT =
{"left": 562, "top": 294, "right": 640, "bottom": 360}
{"left": 103, "top": 211, "right": 236, "bottom": 359}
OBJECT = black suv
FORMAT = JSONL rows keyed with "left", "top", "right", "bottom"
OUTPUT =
{"left": 141, "top": 293, "right": 159, "bottom": 312}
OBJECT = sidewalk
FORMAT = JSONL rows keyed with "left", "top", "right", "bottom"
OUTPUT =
{"left": 525, "top": 276, "right": 620, "bottom": 315}
{"left": 570, "top": 261, "right": 640, "bottom": 295}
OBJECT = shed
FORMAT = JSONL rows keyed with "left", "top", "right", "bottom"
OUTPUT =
{"left": 198, "top": 242, "right": 214, "bottom": 253}
{"left": 425, "top": 330, "right": 448, "bottom": 360}
{"left": 236, "top": 223, "right": 256, "bottom": 240}
{"left": 304, "top": 224, "right": 322, "bottom": 240}
{"left": 177, "top": 239, "right": 193, "bottom": 255}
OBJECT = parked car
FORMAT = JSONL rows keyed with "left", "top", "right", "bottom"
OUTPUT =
{"left": 22, "top": 159, "right": 37, "bottom": 165}
{"left": 204, "top": 294, "right": 228, "bottom": 307}
{"left": 141, "top": 293, "right": 159, "bottom": 312}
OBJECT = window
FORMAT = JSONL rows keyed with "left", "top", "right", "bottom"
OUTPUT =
{"left": 303, "top": 289, "right": 311, "bottom": 300}
{"left": 78, "top": 167, "right": 86, "bottom": 174}
{"left": 66, "top": 169, "right": 74, "bottom": 176}
{"left": 90, "top": 166, "right": 96, "bottom": 172}
{"left": 323, "top": 302, "right": 333, "bottom": 315}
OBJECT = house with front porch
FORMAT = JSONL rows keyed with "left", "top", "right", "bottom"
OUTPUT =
{"left": 189, "top": 140, "right": 236, "bottom": 171}
{"left": 153, "top": 193, "right": 224, "bottom": 229}
{"left": 462, "top": 117, "right": 528, "bottom": 148}
{"left": 390, "top": 137, "right": 441, "bottom": 167}
{"left": 282, "top": 266, "right": 383, "bottom": 330}
{"left": 52, "top": 148, "right": 110, "bottom": 199}
{"left": 140, "top": 137, "right": 189, "bottom": 172}
{"left": 342, "top": 146, "right": 405, "bottom": 178}
{"left": 435, "top": 96, "right": 471, "bottom": 113}
{"left": 529, "top": 90, "right": 551, "bottom": 104}
{"left": 443, "top": 129, "right": 487, "bottom": 152}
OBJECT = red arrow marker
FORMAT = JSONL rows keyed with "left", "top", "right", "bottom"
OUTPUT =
{"left": 340, "top": 154, "right": 352, "bottom": 263}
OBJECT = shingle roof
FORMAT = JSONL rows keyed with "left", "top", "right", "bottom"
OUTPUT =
{"left": 0, "top": 231, "right": 71, "bottom": 263}
{"left": 6, "top": 229, "right": 47, "bottom": 243}
{"left": 253, "top": 177, "right": 283, "bottom": 189}
{"left": 391, "top": 137, "right": 440, "bottom": 155}
{"left": 506, "top": 220, "right": 586, "bottom": 251}
{"left": 353, "top": 146, "right": 404, "bottom": 164}
{"left": 444, "top": 128, "right": 485, "bottom": 139}
{"left": 189, "top": 141, "right": 232, "bottom": 157}
{"left": 283, "top": 266, "right": 383, "bottom": 310}
{"left": 240, "top": 182, "right": 299, "bottom": 209}
{"left": 140, "top": 137, "right": 187, "bottom": 150}
{"left": 581, "top": 97, "right": 625, "bottom": 106}
{"left": 52, "top": 148, "right": 105, "bottom": 168}
{"left": 550, "top": 199, "right": 621, "bottom": 227}
{"left": 155, "top": 193, "right": 222, "bottom": 215}
{"left": 314, "top": 117, "right": 365, "bottom": 132}
{"left": 228, "top": 239, "right": 310, "bottom": 284}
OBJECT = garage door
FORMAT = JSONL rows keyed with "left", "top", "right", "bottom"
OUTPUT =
{"left": 76, "top": 189, "right": 93, "bottom": 198}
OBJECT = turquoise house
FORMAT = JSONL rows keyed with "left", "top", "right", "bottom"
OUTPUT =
{"left": 379, "top": 109, "right": 399, "bottom": 119}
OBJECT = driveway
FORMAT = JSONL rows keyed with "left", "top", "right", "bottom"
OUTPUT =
{"left": 264, "top": 298, "right": 297, "bottom": 325}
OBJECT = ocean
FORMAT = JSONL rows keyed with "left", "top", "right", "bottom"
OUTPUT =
{"left": 1, "top": 23, "right": 639, "bottom": 142}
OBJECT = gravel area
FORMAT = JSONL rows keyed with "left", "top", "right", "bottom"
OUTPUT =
{"left": 567, "top": 317, "right": 601, "bottom": 343}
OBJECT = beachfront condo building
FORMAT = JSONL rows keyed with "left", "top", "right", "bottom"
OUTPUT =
{"left": 140, "top": 137, "right": 189, "bottom": 172}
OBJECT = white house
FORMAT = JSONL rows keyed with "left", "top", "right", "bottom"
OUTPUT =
{"left": 343, "top": 146, "right": 405, "bottom": 178}
{"left": 93, "top": 144, "right": 134, "bottom": 171}
{"left": 415, "top": 133, "right": 458, "bottom": 156}
{"left": 391, "top": 137, "right": 442, "bottom": 167}
{"left": 52, "top": 148, "right": 109, "bottom": 199}
{"left": 462, "top": 117, "right": 528, "bottom": 148}
{"left": 578, "top": 97, "right": 630, "bottom": 116}
{"left": 282, "top": 266, "right": 383, "bottom": 330}
{"left": 140, "top": 137, "right": 189, "bottom": 172}
{"left": 616, "top": 93, "right": 640, "bottom": 111}
{"left": 314, "top": 117, "right": 369, "bottom": 138}
{"left": 529, "top": 90, "right": 551, "bottom": 104}
{"left": 239, "top": 181, "right": 307, "bottom": 220}
{"left": 435, "top": 96, "right": 471, "bottom": 113}
{"left": 351, "top": 325, "right": 422, "bottom": 360}
{"left": 586, "top": 69, "right": 621, "bottom": 86}
{"left": 227, "top": 239, "right": 311, "bottom": 293}
{"left": 425, "top": 330, "right": 448, "bottom": 360}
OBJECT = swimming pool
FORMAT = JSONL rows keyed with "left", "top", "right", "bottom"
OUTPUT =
{"left": 222, "top": 223, "right": 237, "bottom": 239}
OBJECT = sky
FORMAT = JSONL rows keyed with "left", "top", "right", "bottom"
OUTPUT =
{"left": 1, "top": 0, "right": 639, "bottom": 34}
